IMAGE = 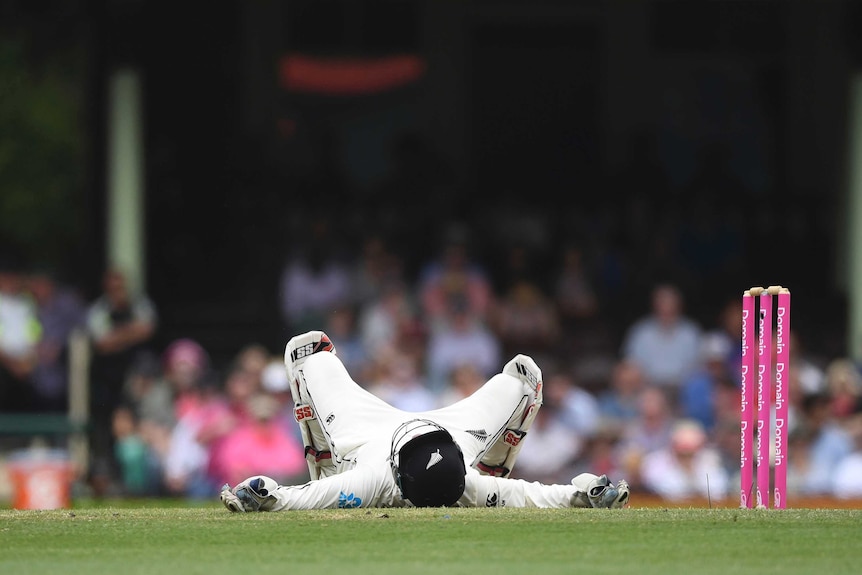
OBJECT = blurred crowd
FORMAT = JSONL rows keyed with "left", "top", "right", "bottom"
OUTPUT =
{"left": 2, "top": 220, "right": 862, "bottom": 504}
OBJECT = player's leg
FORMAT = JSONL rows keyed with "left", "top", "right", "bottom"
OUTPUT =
{"left": 424, "top": 354, "right": 543, "bottom": 477}
{"left": 285, "top": 331, "right": 405, "bottom": 478}
{"left": 285, "top": 331, "right": 339, "bottom": 478}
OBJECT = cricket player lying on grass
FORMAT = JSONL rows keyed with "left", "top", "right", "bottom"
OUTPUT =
{"left": 220, "top": 331, "right": 630, "bottom": 512}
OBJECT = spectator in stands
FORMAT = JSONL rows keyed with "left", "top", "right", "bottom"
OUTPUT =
{"left": 417, "top": 225, "right": 493, "bottom": 331}
{"left": 85, "top": 267, "right": 158, "bottom": 481}
{"left": 781, "top": 331, "right": 828, "bottom": 441}
{"left": 551, "top": 242, "right": 603, "bottom": 354}
{"left": 260, "top": 357, "right": 302, "bottom": 444}
{"left": 543, "top": 368, "right": 602, "bottom": 439}
{"left": 278, "top": 216, "right": 352, "bottom": 335}
{"left": 823, "top": 358, "right": 862, "bottom": 420}
{"left": 489, "top": 278, "right": 560, "bottom": 361}
{"left": 678, "top": 332, "right": 735, "bottom": 433}
{"left": 789, "top": 331, "right": 827, "bottom": 397}
{"left": 161, "top": 338, "right": 210, "bottom": 422}
{"left": 215, "top": 393, "right": 308, "bottom": 488}
{"left": 348, "top": 234, "right": 403, "bottom": 308}
{"left": 576, "top": 422, "right": 626, "bottom": 485}
{"left": 597, "top": 358, "right": 647, "bottom": 425}
{"left": 0, "top": 258, "right": 41, "bottom": 412}
{"left": 164, "top": 346, "right": 260, "bottom": 499}
{"left": 789, "top": 391, "right": 853, "bottom": 496}
{"left": 620, "top": 283, "right": 702, "bottom": 393}
{"left": 786, "top": 423, "right": 816, "bottom": 498}
{"left": 27, "top": 267, "right": 86, "bottom": 412}
{"left": 639, "top": 419, "right": 728, "bottom": 502}
{"left": 358, "top": 278, "right": 424, "bottom": 364}
{"left": 232, "top": 342, "right": 270, "bottom": 389}
{"left": 112, "top": 405, "right": 162, "bottom": 496}
{"left": 118, "top": 350, "right": 173, "bottom": 485}
{"left": 436, "top": 362, "right": 485, "bottom": 408}
{"left": 832, "top": 411, "right": 862, "bottom": 499}
{"left": 616, "top": 386, "right": 676, "bottom": 491}
{"left": 424, "top": 292, "right": 501, "bottom": 394}
{"left": 163, "top": 369, "right": 222, "bottom": 499}
{"left": 121, "top": 351, "right": 166, "bottom": 421}
{"left": 324, "top": 306, "right": 370, "bottom": 383}
{"left": 118, "top": 339, "right": 209, "bottom": 485}
{"left": 199, "top": 360, "right": 260, "bottom": 491}
{"left": 366, "top": 347, "right": 436, "bottom": 413}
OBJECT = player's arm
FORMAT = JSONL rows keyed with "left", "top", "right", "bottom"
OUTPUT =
{"left": 221, "top": 466, "right": 400, "bottom": 512}
{"left": 460, "top": 470, "right": 629, "bottom": 509}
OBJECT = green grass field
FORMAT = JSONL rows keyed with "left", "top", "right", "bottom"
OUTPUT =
{"left": 2, "top": 504, "right": 861, "bottom": 575}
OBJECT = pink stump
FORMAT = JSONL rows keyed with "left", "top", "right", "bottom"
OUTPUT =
{"left": 740, "top": 291, "right": 756, "bottom": 508}
{"left": 756, "top": 291, "right": 773, "bottom": 508}
{"left": 773, "top": 290, "right": 791, "bottom": 509}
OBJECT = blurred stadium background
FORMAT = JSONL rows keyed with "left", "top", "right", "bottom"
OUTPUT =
{"left": 3, "top": 0, "right": 862, "bottom": 507}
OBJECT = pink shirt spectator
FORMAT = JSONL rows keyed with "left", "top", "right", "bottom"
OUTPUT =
{"left": 217, "top": 408, "right": 307, "bottom": 487}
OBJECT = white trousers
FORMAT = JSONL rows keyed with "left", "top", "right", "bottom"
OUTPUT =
{"left": 294, "top": 352, "right": 539, "bottom": 477}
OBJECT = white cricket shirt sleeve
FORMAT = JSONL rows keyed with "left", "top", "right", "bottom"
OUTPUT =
{"left": 459, "top": 469, "right": 580, "bottom": 508}
{"left": 267, "top": 462, "right": 406, "bottom": 510}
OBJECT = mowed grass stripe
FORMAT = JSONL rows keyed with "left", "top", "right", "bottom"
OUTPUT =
{"left": 1, "top": 507, "right": 860, "bottom": 575}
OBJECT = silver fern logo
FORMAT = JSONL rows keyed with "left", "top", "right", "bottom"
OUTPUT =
{"left": 466, "top": 429, "right": 488, "bottom": 442}
{"left": 426, "top": 449, "right": 443, "bottom": 469}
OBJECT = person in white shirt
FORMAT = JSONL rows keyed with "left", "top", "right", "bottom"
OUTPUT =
{"left": 832, "top": 413, "right": 862, "bottom": 498}
{"left": 639, "top": 419, "right": 728, "bottom": 501}
{"left": 621, "top": 283, "right": 702, "bottom": 390}
{"left": 220, "top": 331, "right": 629, "bottom": 511}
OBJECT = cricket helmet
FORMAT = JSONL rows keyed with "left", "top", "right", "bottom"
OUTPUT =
{"left": 389, "top": 419, "right": 467, "bottom": 507}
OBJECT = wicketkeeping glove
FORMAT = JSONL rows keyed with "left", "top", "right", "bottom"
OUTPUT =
{"left": 220, "top": 484, "right": 246, "bottom": 512}
{"left": 220, "top": 476, "right": 279, "bottom": 512}
{"left": 585, "top": 475, "right": 630, "bottom": 509}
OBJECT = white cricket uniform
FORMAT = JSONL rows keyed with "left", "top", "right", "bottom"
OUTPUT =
{"left": 265, "top": 351, "right": 582, "bottom": 510}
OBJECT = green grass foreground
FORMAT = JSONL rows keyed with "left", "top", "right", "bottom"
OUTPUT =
{"left": 1, "top": 505, "right": 861, "bottom": 575}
